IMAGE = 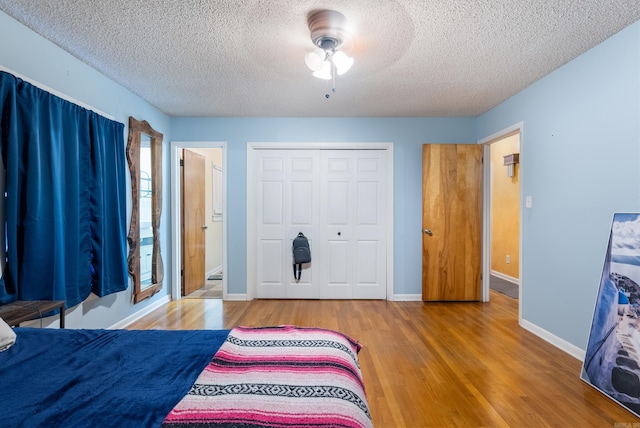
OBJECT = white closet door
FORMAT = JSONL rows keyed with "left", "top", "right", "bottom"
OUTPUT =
{"left": 320, "top": 150, "right": 387, "bottom": 299}
{"left": 255, "top": 148, "right": 386, "bottom": 299}
{"left": 256, "top": 150, "right": 319, "bottom": 298}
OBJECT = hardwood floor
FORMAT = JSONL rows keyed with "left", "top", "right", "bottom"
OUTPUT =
{"left": 127, "top": 291, "right": 639, "bottom": 427}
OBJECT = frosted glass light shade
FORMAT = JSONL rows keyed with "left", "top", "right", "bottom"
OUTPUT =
{"left": 332, "top": 51, "right": 353, "bottom": 75}
{"left": 305, "top": 50, "right": 325, "bottom": 72}
{"left": 312, "top": 60, "right": 332, "bottom": 80}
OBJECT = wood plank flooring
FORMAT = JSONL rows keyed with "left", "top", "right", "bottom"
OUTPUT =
{"left": 127, "top": 291, "right": 639, "bottom": 427}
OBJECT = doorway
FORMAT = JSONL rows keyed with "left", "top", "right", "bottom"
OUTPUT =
{"left": 488, "top": 134, "right": 521, "bottom": 299}
{"left": 480, "top": 123, "right": 523, "bottom": 317}
{"left": 170, "top": 141, "right": 227, "bottom": 300}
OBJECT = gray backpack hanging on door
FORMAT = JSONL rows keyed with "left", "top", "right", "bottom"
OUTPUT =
{"left": 292, "top": 232, "right": 311, "bottom": 281}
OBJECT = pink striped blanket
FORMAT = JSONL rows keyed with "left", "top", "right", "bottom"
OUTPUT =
{"left": 163, "top": 325, "right": 373, "bottom": 428}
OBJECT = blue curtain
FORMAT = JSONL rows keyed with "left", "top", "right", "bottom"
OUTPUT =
{"left": 0, "top": 71, "right": 127, "bottom": 307}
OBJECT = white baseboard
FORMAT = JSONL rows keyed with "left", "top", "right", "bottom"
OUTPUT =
{"left": 520, "top": 318, "right": 585, "bottom": 361}
{"left": 392, "top": 294, "right": 422, "bottom": 301}
{"left": 109, "top": 295, "right": 170, "bottom": 329}
{"left": 490, "top": 270, "right": 520, "bottom": 284}
{"left": 224, "top": 293, "right": 248, "bottom": 301}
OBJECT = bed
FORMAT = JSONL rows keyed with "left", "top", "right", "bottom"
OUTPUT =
{"left": 0, "top": 324, "right": 372, "bottom": 428}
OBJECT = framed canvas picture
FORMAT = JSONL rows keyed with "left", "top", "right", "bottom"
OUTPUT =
{"left": 582, "top": 213, "right": 640, "bottom": 416}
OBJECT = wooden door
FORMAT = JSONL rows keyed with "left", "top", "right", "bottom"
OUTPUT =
{"left": 182, "top": 149, "right": 206, "bottom": 296}
{"left": 422, "top": 144, "right": 483, "bottom": 301}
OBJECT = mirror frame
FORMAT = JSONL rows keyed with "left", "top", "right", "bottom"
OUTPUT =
{"left": 126, "top": 116, "right": 164, "bottom": 303}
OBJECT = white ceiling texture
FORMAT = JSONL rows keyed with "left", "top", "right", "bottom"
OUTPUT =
{"left": 1, "top": 1, "right": 639, "bottom": 117}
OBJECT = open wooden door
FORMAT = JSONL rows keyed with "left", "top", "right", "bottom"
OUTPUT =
{"left": 422, "top": 144, "right": 483, "bottom": 301}
{"left": 182, "top": 149, "right": 206, "bottom": 297}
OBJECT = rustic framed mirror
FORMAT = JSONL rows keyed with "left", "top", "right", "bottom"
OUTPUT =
{"left": 126, "top": 116, "right": 163, "bottom": 303}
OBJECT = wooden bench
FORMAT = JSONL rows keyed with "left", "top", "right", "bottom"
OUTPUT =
{"left": 0, "top": 300, "right": 65, "bottom": 328}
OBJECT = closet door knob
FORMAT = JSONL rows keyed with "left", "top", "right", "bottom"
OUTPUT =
{"left": 424, "top": 229, "right": 432, "bottom": 236}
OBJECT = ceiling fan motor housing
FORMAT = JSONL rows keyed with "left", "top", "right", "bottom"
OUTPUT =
{"left": 307, "top": 10, "right": 352, "bottom": 52}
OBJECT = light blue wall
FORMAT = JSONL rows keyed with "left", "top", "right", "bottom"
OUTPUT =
{"left": 477, "top": 21, "right": 640, "bottom": 349}
{"left": 0, "top": 11, "right": 172, "bottom": 328}
{"left": 170, "top": 117, "right": 476, "bottom": 295}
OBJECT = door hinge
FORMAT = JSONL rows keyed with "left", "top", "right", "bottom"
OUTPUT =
{"left": 181, "top": 268, "right": 184, "bottom": 277}
{"left": 180, "top": 159, "right": 184, "bottom": 166}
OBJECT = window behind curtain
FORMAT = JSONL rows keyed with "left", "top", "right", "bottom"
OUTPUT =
{"left": 0, "top": 71, "right": 127, "bottom": 307}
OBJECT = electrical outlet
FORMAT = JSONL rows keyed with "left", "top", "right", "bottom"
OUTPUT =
{"left": 506, "top": 255, "right": 511, "bottom": 263}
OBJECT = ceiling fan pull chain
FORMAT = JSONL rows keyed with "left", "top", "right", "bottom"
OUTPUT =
{"left": 332, "top": 60, "right": 336, "bottom": 93}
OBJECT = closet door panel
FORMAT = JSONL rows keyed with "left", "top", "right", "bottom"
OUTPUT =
{"left": 353, "top": 152, "right": 387, "bottom": 299}
{"left": 285, "top": 151, "right": 320, "bottom": 298}
{"left": 256, "top": 152, "right": 287, "bottom": 298}
{"left": 320, "top": 151, "right": 354, "bottom": 298}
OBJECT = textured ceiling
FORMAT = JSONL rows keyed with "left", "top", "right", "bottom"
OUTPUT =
{"left": 1, "top": 1, "right": 639, "bottom": 117}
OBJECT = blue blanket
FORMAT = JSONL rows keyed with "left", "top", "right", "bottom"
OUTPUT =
{"left": 0, "top": 328, "right": 229, "bottom": 428}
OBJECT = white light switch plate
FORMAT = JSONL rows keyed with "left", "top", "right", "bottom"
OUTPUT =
{"left": 525, "top": 196, "right": 532, "bottom": 208}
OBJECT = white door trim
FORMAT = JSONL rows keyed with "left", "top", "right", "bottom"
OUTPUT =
{"left": 478, "top": 122, "right": 524, "bottom": 323}
{"left": 170, "top": 141, "right": 228, "bottom": 300}
{"left": 247, "top": 142, "right": 394, "bottom": 301}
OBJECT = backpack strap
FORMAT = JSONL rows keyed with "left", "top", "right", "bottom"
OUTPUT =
{"left": 293, "top": 232, "right": 306, "bottom": 282}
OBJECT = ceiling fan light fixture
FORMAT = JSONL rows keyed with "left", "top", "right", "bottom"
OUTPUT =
{"left": 332, "top": 50, "right": 353, "bottom": 75}
{"left": 304, "top": 9, "right": 354, "bottom": 94}
{"left": 312, "top": 60, "right": 332, "bottom": 80}
{"left": 305, "top": 48, "right": 326, "bottom": 72}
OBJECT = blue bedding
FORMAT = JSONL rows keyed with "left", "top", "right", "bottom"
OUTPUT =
{"left": 0, "top": 328, "right": 229, "bottom": 428}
